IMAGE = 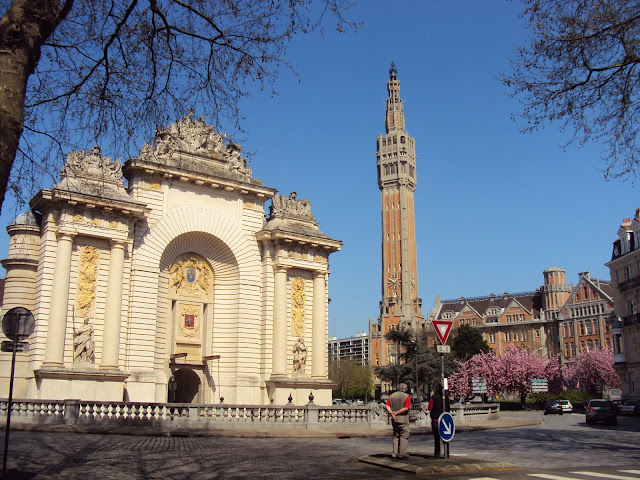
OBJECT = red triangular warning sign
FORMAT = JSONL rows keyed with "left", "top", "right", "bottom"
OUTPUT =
{"left": 431, "top": 320, "right": 453, "bottom": 345}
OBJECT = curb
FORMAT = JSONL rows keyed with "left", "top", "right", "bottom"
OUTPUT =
{"left": 358, "top": 455, "right": 518, "bottom": 475}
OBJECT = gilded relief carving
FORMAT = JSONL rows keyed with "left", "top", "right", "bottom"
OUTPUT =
{"left": 291, "top": 276, "right": 305, "bottom": 336}
{"left": 169, "top": 255, "right": 212, "bottom": 297}
{"left": 149, "top": 183, "right": 162, "bottom": 191}
{"left": 76, "top": 246, "right": 98, "bottom": 317}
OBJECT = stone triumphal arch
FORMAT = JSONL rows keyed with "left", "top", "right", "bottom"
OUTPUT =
{"left": 0, "top": 113, "right": 341, "bottom": 405}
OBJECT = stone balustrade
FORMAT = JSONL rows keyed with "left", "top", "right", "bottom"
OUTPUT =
{"left": 0, "top": 399, "right": 499, "bottom": 430}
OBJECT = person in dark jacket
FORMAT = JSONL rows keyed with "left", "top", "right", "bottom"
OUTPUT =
{"left": 427, "top": 383, "right": 446, "bottom": 459}
{"left": 385, "top": 383, "right": 411, "bottom": 459}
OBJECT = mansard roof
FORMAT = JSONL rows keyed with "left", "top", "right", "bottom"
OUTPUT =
{"left": 437, "top": 291, "right": 542, "bottom": 321}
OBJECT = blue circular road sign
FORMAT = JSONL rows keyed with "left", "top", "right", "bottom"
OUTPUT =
{"left": 438, "top": 412, "right": 455, "bottom": 442}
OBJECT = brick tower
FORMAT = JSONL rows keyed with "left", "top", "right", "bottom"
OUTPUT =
{"left": 370, "top": 63, "right": 423, "bottom": 368}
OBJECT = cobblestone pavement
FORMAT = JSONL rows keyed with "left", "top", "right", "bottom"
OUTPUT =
{"left": 2, "top": 431, "right": 412, "bottom": 479}
{"left": 0, "top": 411, "right": 571, "bottom": 479}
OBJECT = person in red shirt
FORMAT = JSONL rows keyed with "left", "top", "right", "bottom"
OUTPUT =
{"left": 385, "top": 383, "right": 411, "bottom": 459}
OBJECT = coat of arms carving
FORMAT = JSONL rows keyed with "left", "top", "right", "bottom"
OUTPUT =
{"left": 169, "top": 256, "right": 212, "bottom": 297}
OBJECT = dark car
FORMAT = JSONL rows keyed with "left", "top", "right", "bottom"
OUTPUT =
{"left": 544, "top": 399, "right": 564, "bottom": 415}
{"left": 612, "top": 399, "right": 624, "bottom": 414}
{"left": 585, "top": 399, "right": 617, "bottom": 425}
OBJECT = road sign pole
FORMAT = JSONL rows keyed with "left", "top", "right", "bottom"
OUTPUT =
{"left": 2, "top": 336, "right": 18, "bottom": 478}
{"left": 440, "top": 352, "right": 449, "bottom": 459}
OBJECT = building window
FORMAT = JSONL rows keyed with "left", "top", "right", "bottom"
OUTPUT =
{"left": 579, "top": 321, "right": 585, "bottom": 335}
{"left": 489, "top": 333, "right": 495, "bottom": 343}
{"left": 585, "top": 321, "right": 592, "bottom": 335}
{"left": 625, "top": 265, "right": 633, "bottom": 281}
{"left": 505, "top": 332, "right": 511, "bottom": 342}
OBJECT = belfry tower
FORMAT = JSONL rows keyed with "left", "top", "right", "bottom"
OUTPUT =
{"left": 370, "top": 63, "right": 423, "bottom": 368}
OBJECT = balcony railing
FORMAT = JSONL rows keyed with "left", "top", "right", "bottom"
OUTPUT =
{"left": 622, "top": 313, "right": 640, "bottom": 327}
{"left": 618, "top": 276, "right": 640, "bottom": 292}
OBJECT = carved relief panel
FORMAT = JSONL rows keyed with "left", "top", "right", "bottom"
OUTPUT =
{"left": 169, "top": 254, "right": 213, "bottom": 362}
{"left": 169, "top": 254, "right": 213, "bottom": 298}
{"left": 75, "top": 245, "right": 99, "bottom": 318}
{"left": 291, "top": 276, "right": 306, "bottom": 337}
{"left": 174, "top": 302, "right": 203, "bottom": 361}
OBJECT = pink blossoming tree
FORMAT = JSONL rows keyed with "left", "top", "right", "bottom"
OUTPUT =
{"left": 565, "top": 348, "right": 621, "bottom": 394}
{"left": 449, "top": 345, "right": 565, "bottom": 404}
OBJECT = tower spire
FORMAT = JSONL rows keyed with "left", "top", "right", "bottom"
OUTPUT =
{"left": 372, "top": 64, "right": 423, "bottom": 369}
{"left": 385, "top": 62, "right": 405, "bottom": 133}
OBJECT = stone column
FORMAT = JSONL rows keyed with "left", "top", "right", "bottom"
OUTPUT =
{"left": 272, "top": 266, "right": 288, "bottom": 377}
{"left": 43, "top": 232, "right": 75, "bottom": 368}
{"left": 101, "top": 241, "right": 126, "bottom": 370}
{"left": 312, "top": 271, "right": 326, "bottom": 378}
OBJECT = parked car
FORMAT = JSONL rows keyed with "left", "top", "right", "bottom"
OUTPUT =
{"left": 559, "top": 400, "right": 573, "bottom": 413}
{"left": 585, "top": 399, "right": 617, "bottom": 425}
{"left": 544, "top": 399, "right": 564, "bottom": 415}
{"left": 620, "top": 400, "right": 640, "bottom": 416}
{"left": 612, "top": 399, "right": 624, "bottom": 414}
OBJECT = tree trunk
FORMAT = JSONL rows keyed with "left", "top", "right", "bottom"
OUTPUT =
{"left": 0, "top": 0, "right": 67, "bottom": 213}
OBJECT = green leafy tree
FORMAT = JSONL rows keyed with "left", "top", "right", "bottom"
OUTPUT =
{"left": 0, "top": 0, "right": 358, "bottom": 212}
{"left": 502, "top": 0, "right": 640, "bottom": 181}
{"left": 384, "top": 326, "right": 413, "bottom": 365}
{"left": 376, "top": 330, "right": 457, "bottom": 398}
{"left": 451, "top": 324, "right": 490, "bottom": 361}
{"left": 329, "top": 359, "right": 374, "bottom": 399}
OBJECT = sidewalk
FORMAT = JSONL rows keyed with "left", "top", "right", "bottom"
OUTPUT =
{"left": 356, "top": 412, "right": 538, "bottom": 475}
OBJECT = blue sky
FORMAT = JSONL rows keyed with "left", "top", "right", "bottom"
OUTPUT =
{"left": 1, "top": 1, "right": 638, "bottom": 339}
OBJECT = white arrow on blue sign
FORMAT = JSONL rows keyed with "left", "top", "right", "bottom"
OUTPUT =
{"left": 438, "top": 412, "right": 455, "bottom": 442}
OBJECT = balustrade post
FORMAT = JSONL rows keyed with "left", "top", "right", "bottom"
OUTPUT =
{"left": 306, "top": 403, "right": 318, "bottom": 427}
{"left": 189, "top": 406, "right": 199, "bottom": 421}
{"left": 63, "top": 399, "right": 80, "bottom": 425}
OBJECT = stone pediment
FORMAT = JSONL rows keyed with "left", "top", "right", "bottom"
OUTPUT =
{"left": 137, "top": 111, "right": 252, "bottom": 181}
{"left": 55, "top": 146, "right": 130, "bottom": 201}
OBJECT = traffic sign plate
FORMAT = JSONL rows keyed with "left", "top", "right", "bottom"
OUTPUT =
{"left": 431, "top": 320, "right": 453, "bottom": 345}
{"left": 1, "top": 341, "right": 29, "bottom": 353}
{"left": 436, "top": 345, "right": 450, "bottom": 353}
{"left": 438, "top": 412, "right": 455, "bottom": 442}
{"left": 2, "top": 307, "right": 35, "bottom": 341}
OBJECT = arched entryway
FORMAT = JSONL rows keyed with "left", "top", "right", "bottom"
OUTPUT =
{"left": 171, "top": 368, "right": 201, "bottom": 403}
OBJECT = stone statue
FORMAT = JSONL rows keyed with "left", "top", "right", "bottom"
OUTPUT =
{"left": 74, "top": 317, "right": 95, "bottom": 364}
{"left": 293, "top": 337, "right": 307, "bottom": 374}
{"left": 269, "top": 192, "right": 315, "bottom": 221}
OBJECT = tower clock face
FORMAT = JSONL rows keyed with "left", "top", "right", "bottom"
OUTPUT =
{"left": 387, "top": 275, "right": 400, "bottom": 290}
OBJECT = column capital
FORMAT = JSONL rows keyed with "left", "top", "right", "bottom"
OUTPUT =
{"left": 109, "top": 239, "right": 126, "bottom": 250}
{"left": 274, "top": 265, "right": 288, "bottom": 274}
{"left": 56, "top": 230, "right": 76, "bottom": 241}
{"left": 313, "top": 270, "right": 328, "bottom": 278}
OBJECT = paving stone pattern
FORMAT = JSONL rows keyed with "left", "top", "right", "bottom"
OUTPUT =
{"left": 3, "top": 431, "right": 403, "bottom": 480}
